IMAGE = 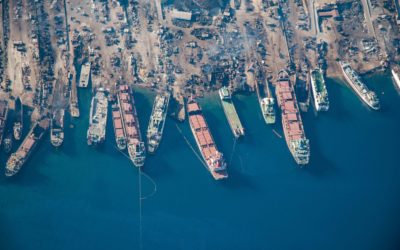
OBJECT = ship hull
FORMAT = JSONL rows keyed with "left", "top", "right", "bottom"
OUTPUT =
{"left": 146, "top": 93, "right": 170, "bottom": 154}
{"left": 219, "top": 88, "right": 245, "bottom": 138}
{"left": 310, "top": 69, "right": 329, "bottom": 112}
{"left": 187, "top": 99, "right": 228, "bottom": 180}
{"left": 340, "top": 63, "right": 380, "bottom": 110}
{"left": 392, "top": 68, "right": 400, "bottom": 90}
{"left": 188, "top": 121, "right": 227, "bottom": 180}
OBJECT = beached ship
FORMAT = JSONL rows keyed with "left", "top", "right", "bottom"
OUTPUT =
{"left": 310, "top": 68, "right": 329, "bottom": 112}
{"left": 275, "top": 70, "right": 310, "bottom": 165}
{"left": 219, "top": 87, "right": 245, "bottom": 138}
{"left": 78, "top": 62, "right": 91, "bottom": 88}
{"left": 146, "top": 92, "right": 170, "bottom": 154}
{"left": 50, "top": 109, "right": 65, "bottom": 147}
{"left": 339, "top": 62, "right": 380, "bottom": 110}
{"left": 187, "top": 98, "right": 228, "bottom": 180}
{"left": 87, "top": 90, "right": 108, "bottom": 146}
{"left": 13, "top": 97, "right": 23, "bottom": 141}
{"left": 391, "top": 65, "right": 400, "bottom": 89}
{"left": 111, "top": 103, "right": 127, "bottom": 150}
{"left": 0, "top": 100, "right": 9, "bottom": 148}
{"left": 6, "top": 121, "right": 47, "bottom": 177}
{"left": 117, "top": 84, "right": 145, "bottom": 167}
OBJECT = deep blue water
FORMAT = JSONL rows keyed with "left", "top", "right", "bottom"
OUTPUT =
{"left": 0, "top": 74, "right": 399, "bottom": 250}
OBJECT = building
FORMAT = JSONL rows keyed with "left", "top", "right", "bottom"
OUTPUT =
{"left": 171, "top": 9, "right": 192, "bottom": 21}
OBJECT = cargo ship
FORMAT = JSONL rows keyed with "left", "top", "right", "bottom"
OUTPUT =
{"left": 219, "top": 87, "right": 245, "bottom": 138}
{"left": 187, "top": 98, "right": 228, "bottom": 180}
{"left": 111, "top": 103, "right": 127, "bottom": 150}
{"left": 87, "top": 90, "right": 108, "bottom": 146}
{"left": 0, "top": 100, "right": 9, "bottom": 148}
{"left": 13, "top": 97, "right": 23, "bottom": 141}
{"left": 50, "top": 109, "right": 65, "bottom": 147}
{"left": 78, "top": 62, "right": 91, "bottom": 88}
{"left": 310, "top": 68, "right": 329, "bottom": 112}
{"left": 146, "top": 92, "right": 170, "bottom": 154}
{"left": 339, "top": 62, "right": 380, "bottom": 110}
{"left": 6, "top": 121, "right": 46, "bottom": 177}
{"left": 275, "top": 70, "right": 310, "bottom": 165}
{"left": 117, "top": 84, "right": 145, "bottom": 167}
{"left": 391, "top": 65, "right": 400, "bottom": 89}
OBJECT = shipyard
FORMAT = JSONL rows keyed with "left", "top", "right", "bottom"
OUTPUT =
{"left": 0, "top": 0, "right": 399, "bottom": 173}
{"left": 1, "top": 1, "right": 400, "bottom": 250}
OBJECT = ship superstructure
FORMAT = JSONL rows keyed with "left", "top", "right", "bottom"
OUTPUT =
{"left": 339, "top": 62, "right": 380, "bottom": 110}
{"left": 87, "top": 90, "right": 108, "bottom": 146}
{"left": 0, "top": 100, "right": 9, "bottom": 148}
{"left": 146, "top": 92, "right": 170, "bottom": 154}
{"left": 219, "top": 87, "right": 245, "bottom": 138}
{"left": 50, "top": 109, "right": 65, "bottom": 147}
{"left": 6, "top": 121, "right": 47, "bottom": 177}
{"left": 117, "top": 84, "right": 145, "bottom": 167}
{"left": 310, "top": 68, "right": 329, "bottom": 112}
{"left": 187, "top": 98, "right": 228, "bottom": 180}
{"left": 275, "top": 70, "right": 310, "bottom": 165}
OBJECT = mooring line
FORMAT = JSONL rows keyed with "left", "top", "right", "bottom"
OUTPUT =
{"left": 174, "top": 123, "right": 209, "bottom": 172}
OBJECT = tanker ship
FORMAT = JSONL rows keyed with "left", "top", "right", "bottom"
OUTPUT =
{"left": 275, "top": 70, "right": 310, "bottom": 165}
{"left": 187, "top": 98, "right": 228, "bottom": 180}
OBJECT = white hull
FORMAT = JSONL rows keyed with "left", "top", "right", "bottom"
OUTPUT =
{"left": 340, "top": 63, "right": 379, "bottom": 110}
{"left": 310, "top": 71, "right": 329, "bottom": 112}
{"left": 392, "top": 69, "right": 400, "bottom": 90}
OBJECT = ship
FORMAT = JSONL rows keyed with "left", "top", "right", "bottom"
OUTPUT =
{"left": 146, "top": 92, "right": 170, "bottom": 154}
{"left": 295, "top": 63, "right": 311, "bottom": 112}
{"left": 6, "top": 121, "right": 47, "bottom": 177}
{"left": 310, "top": 68, "right": 329, "bottom": 112}
{"left": 13, "top": 97, "right": 23, "bottom": 141}
{"left": 117, "top": 84, "right": 145, "bottom": 167}
{"left": 339, "top": 62, "right": 380, "bottom": 110}
{"left": 187, "top": 98, "right": 228, "bottom": 180}
{"left": 50, "top": 109, "right": 65, "bottom": 147}
{"left": 219, "top": 87, "right": 245, "bottom": 138}
{"left": 391, "top": 65, "right": 400, "bottom": 89}
{"left": 3, "top": 132, "right": 12, "bottom": 154}
{"left": 261, "top": 97, "right": 276, "bottom": 124}
{"left": 87, "top": 90, "right": 108, "bottom": 146}
{"left": 0, "top": 100, "right": 9, "bottom": 148}
{"left": 275, "top": 70, "right": 310, "bottom": 165}
{"left": 111, "top": 103, "right": 127, "bottom": 150}
{"left": 255, "top": 73, "right": 276, "bottom": 125}
{"left": 78, "top": 62, "right": 91, "bottom": 88}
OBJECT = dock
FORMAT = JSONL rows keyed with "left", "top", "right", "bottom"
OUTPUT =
{"left": 219, "top": 87, "right": 244, "bottom": 138}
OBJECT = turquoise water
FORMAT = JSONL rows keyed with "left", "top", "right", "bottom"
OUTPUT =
{"left": 0, "top": 74, "right": 400, "bottom": 250}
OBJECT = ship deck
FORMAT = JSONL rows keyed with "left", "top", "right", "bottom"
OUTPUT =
{"left": 221, "top": 99, "right": 244, "bottom": 136}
